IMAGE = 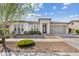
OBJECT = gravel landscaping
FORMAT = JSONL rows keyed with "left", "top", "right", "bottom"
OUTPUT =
{"left": 0, "top": 42, "right": 79, "bottom": 56}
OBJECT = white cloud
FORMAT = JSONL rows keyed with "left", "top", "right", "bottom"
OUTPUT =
{"left": 66, "top": 14, "right": 79, "bottom": 20}
{"left": 70, "top": 15, "right": 79, "bottom": 18}
{"left": 35, "top": 8, "right": 40, "bottom": 11}
{"left": 34, "top": 3, "right": 44, "bottom": 11}
{"left": 69, "top": 15, "right": 79, "bottom": 19}
{"left": 36, "top": 14, "right": 42, "bottom": 16}
{"left": 38, "top": 3, "right": 43, "bottom": 8}
{"left": 62, "top": 6, "right": 68, "bottom": 9}
{"left": 52, "top": 6, "right": 56, "bottom": 10}
{"left": 28, "top": 13, "right": 41, "bottom": 16}
{"left": 62, "top": 3, "right": 71, "bottom": 10}
{"left": 63, "top": 3, "right": 71, "bottom": 6}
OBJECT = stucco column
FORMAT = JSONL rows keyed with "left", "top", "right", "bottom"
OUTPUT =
{"left": 47, "top": 23, "right": 50, "bottom": 34}
{"left": 66, "top": 25, "right": 69, "bottom": 34}
{"left": 40, "top": 22, "right": 43, "bottom": 34}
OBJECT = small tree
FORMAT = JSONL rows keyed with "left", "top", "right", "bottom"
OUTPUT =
{"left": 0, "top": 3, "right": 34, "bottom": 53}
{"left": 76, "top": 29, "right": 79, "bottom": 34}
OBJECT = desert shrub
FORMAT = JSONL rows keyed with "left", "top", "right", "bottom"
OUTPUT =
{"left": 76, "top": 29, "right": 79, "bottom": 34}
{"left": 17, "top": 39, "right": 35, "bottom": 48}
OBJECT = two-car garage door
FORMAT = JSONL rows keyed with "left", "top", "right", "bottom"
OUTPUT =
{"left": 50, "top": 25, "right": 66, "bottom": 34}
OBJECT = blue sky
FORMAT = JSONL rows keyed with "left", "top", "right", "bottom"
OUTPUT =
{"left": 24, "top": 3, "right": 79, "bottom": 22}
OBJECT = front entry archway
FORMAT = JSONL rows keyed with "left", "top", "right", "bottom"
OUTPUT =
{"left": 39, "top": 18, "right": 51, "bottom": 34}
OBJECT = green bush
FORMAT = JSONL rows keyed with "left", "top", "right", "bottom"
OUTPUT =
{"left": 76, "top": 29, "right": 79, "bottom": 34}
{"left": 36, "top": 31, "right": 41, "bottom": 35}
{"left": 28, "top": 31, "right": 41, "bottom": 35}
{"left": 17, "top": 39, "right": 35, "bottom": 48}
{"left": 28, "top": 31, "right": 34, "bottom": 35}
{"left": 24, "top": 31, "right": 28, "bottom": 35}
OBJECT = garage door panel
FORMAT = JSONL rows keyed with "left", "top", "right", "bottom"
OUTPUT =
{"left": 50, "top": 25, "right": 66, "bottom": 34}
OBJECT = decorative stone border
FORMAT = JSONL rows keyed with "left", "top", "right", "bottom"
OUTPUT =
{"left": 0, "top": 52, "right": 71, "bottom": 56}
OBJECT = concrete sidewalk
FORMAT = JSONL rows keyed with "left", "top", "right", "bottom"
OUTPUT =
{"left": 1, "top": 38, "right": 63, "bottom": 42}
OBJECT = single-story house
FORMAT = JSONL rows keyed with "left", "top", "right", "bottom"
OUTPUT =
{"left": 9, "top": 18, "right": 79, "bottom": 34}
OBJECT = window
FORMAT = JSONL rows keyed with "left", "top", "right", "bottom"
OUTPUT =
{"left": 21, "top": 28, "right": 24, "bottom": 31}
{"left": 34, "top": 25, "right": 35, "bottom": 31}
{"left": 14, "top": 25, "right": 17, "bottom": 32}
{"left": 21, "top": 24, "right": 24, "bottom": 31}
{"left": 14, "top": 28, "right": 16, "bottom": 31}
{"left": 69, "top": 28, "right": 72, "bottom": 33}
{"left": 18, "top": 27, "right": 20, "bottom": 31}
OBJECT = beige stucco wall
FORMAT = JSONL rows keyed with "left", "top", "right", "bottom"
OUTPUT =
{"left": 9, "top": 20, "right": 69, "bottom": 34}
{"left": 9, "top": 23, "right": 29, "bottom": 34}
{"left": 9, "top": 24, "right": 14, "bottom": 33}
{"left": 9, "top": 22, "right": 40, "bottom": 34}
{"left": 68, "top": 22, "right": 79, "bottom": 34}
{"left": 69, "top": 22, "right": 79, "bottom": 29}
{"left": 10, "top": 19, "right": 79, "bottom": 34}
{"left": 29, "top": 23, "right": 40, "bottom": 31}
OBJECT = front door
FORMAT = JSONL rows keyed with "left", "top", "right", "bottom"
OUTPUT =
{"left": 43, "top": 24, "right": 47, "bottom": 33}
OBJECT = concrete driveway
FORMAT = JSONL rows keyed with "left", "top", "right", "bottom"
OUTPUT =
{"left": 62, "top": 38, "right": 79, "bottom": 49}
{"left": 57, "top": 34, "right": 79, "bottom": 49}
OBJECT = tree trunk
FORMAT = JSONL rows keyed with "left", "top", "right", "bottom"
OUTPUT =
{"left": 1, "top": 36, "right": 7, "bottom": 52}
{"left": 2, "top": 37, "right": 6, "bottom": 47}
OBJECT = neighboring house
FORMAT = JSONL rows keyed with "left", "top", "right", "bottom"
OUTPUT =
{"left": 69, "top": 20, "right": 79, "bottom": 34}
{"left": 9, "top": 18, "right": 79, "bottom": 34}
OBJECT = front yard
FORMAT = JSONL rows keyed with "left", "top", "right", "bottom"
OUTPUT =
{"left": 0, "top": 34, "right": 79, "bottom": 56}
{"left": 0, "top": 41, "right": 79, "bottom": 53}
